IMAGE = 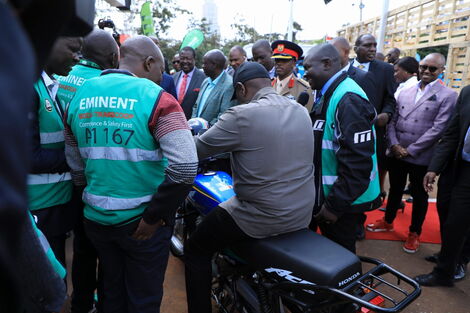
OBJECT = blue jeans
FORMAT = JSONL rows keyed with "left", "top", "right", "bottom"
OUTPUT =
{"left": 85, "top": 218, "right": 172, "bottom": 313}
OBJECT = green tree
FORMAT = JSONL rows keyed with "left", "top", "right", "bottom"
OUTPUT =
{"left": 152, "top": 0, "right": 190, "bottom": 36}
{"left": 180, "top": 17, "right": 222, "bottom": 67}
{"left": 107, "top": 0, "right": 189, "bottom": 36}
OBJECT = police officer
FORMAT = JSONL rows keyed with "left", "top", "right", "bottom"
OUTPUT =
{"left": 271, "top": 40, "right": 314, "bottom": 111}
{"left": 56, "top": 29, "right": 119, "bottom": 313}
{"left": 29, "top": 36, "right": 82, "bottom": 266}
{"left": 65, "top": 36, "right": 197, "bottom": 313}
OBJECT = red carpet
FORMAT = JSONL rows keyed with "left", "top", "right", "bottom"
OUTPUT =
{"left": 364, "top": 201, "right": 441, "bottom": 244}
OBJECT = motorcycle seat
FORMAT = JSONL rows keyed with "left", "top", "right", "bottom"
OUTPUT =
{"left": 231, "top": 229, "right": 362, "bottom": 288}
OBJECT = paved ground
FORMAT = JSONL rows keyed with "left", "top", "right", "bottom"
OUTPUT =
{"left": 160, "top": 240, "right": 470, "bottom": 313}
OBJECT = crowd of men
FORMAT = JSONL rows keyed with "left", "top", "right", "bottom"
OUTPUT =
{"left": 1, "top": 2, "right": 470, "bottom": 312}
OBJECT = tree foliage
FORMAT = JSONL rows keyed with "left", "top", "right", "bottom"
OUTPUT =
{"left": 152, "top": 0, "right": 190, "bottom": 36}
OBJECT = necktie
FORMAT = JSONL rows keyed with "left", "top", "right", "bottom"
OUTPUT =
{"left": 178, "top": 74, "right": 188, "bottom": 104}
{"left": 358, "top": 64, "right": 365, "bottom": 70}
{"left": 313, "top": 91, "right": 323, "bottom": 110}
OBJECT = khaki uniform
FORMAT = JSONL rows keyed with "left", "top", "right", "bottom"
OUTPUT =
{"left": 272, "top": 75, "right": 314, "bottom": 112}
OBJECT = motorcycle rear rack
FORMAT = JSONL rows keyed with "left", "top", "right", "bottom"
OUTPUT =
{"left": 268, "top": 256, "right": 421, "bottom": 313}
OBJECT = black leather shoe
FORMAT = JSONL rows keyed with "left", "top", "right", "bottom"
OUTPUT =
{"left": 425, "top": 253, "right": 439, "bottom": 264}
{"left": 415, "top": 272, "right": 454, "bottom": 287}
{"left": 454, "top": 263, "right": 467, "bottom": 281}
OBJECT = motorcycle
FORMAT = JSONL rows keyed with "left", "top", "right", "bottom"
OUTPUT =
{"left": 170, "top": 120, "right": 421, "bottom": 313}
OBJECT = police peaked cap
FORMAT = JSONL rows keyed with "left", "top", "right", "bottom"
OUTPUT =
{"left": 271, "top": 40, "right": 303, "bottom": 60}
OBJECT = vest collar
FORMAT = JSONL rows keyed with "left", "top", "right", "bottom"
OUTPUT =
{"left": 79, "top": 59, "right": 102, "bottom": 70}
{"left": 101, "top": 69, "right": 136, "bottom": 77}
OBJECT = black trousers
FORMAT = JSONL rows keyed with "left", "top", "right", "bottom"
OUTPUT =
{"left": 85, "top": 218, "right": 172, "bottom": 313}
{"left": 318, "top": 212, "right": 363, "bottom": 254}
{"left": 436, "top": 165, "right": 470, "bottom": 265}
{"left": 435, "top": 162, "right": 470, "bottom": 279}
{"left": 184, "top": 207, "right": 251, "bottom": 313}
{"left": 385, "top": 158, "right": 429, "bottom": 235}
{"left": 71, "top": 208, "right": 99, "bottom": 313}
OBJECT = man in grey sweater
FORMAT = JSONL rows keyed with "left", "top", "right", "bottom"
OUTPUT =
{"left": 184, "top": 62, "right": 315, "bottom": 313}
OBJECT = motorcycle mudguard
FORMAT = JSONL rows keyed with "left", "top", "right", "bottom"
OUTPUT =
{"left": 190, "top": 171, "right": 235, "bottom": 215}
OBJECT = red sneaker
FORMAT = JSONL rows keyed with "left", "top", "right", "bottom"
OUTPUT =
{"left": 366, "top": 218, "right": 394, "bottom": 232}
{"left": 403, "top": 232, "right": 420, "bottom": 253}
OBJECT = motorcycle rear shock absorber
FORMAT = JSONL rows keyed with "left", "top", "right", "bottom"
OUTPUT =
{"left": 257, "top": 284, "right": 273, "bottom": 313}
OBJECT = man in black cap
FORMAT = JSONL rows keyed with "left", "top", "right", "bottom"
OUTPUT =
{"left": 184, "top": 62, "right": 315, "bottom": 313}
{"left": 271, "top": 40, "right": 314, "bottom": 111}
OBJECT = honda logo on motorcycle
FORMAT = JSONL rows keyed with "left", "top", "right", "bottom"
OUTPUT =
{"left": 338, "top": 272, "right": 361, "bottom": 287}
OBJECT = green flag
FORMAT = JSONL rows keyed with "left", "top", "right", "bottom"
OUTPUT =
{"left": 180, "top": 29, "right": 204, "bottom": 50}
{"left": 141, "top": 1, "right": 156, "bottom": 36}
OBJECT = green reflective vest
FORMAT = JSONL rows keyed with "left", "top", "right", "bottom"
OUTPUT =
{"left": 322, "top": 77, "right": 380, "bottom": 205}
{"left": 28, "top": 76, "right": 73, "bottom": 211}
{"left": 67, "top": 72, "right": 167, "bottom": 225}
{"left": 56, "top": 59, "right": 102, "bottom": 109}
{"left": 29, "top": 213, "right": 66, "bottom": 279}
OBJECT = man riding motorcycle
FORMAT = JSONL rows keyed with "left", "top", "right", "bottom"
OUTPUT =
{"left": 184, "top": 62, "right": 315, "bottom": 313}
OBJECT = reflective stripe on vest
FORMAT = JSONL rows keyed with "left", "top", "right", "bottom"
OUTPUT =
{"left": 83, "top": 191, "right": 153, "bottom": 211}
{"left": 67, "top": 72, "right": 167, "bottom": 225}
{"left": 29, "top": 77, "right": 73, "bottom": 210}
{"left": 79, "top": 146, "right": 163, "bottom": 162}
{"left": 321, "top": 77, "right": 380, "bottom": 205}
{"left": 28, "top": 173, "right": 72, "bottom": 185}
{"left": 29, "top": 213, "right": 66, "bottom": 279}
{"left": 322, "top": 139, "right": 337, "bottom": 151}
{"left": 40, "top": 131, "right": 64, "bottom": 144}
{"left": 322, "top": 175, "right": 338, "bottom": 185}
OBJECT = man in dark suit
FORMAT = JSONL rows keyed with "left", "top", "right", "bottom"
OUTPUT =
{"left": 352, "top": 34, "right": 397, "bottom": 237}
{"left": 330, "top": 37, "right": 374, "bottom": 99}
{"left": 173, "top": 46, "right": 206, "bottom": 119}
{"left": 415, "top": 85, "right": 470, "bottom": 286}
{"left": 353, "top": 34, "right": 397, "bottom": 171}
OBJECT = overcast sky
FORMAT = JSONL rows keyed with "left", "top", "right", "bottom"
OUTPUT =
{"left": 168, "top": 0, "right": 411, "bottom": 41}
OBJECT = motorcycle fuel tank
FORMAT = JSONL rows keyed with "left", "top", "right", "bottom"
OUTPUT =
{"left": 189, "top": 171, "right": 235, "bottom": 215}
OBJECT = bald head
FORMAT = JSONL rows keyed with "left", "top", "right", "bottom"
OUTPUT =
{"left": 119, "top": 35, "right": 164, "bottom": 84}
{"left": 252, "top": 39, "right": 270, "bottom": 51}
{"left": 252, "top": 39, "right": 274, "bottom": 72}
{"left": 419, "top": 53, "right": 446, "bottom": 85}
{"left": 82, "top": 29, "right": 119, "bottom": 69}
{"left": 423, "top": 53, "right": 446, "bottom": 67}
{"left": 303, "top": 44, "right": 341, "bottom": 90}
{"left": 202, "top": 49, "right": 226, "bottom": 79}
{"left": 330, "top": 37, "right": 351, "bottom": 68}
{"left": 205, "top": 49, "right": 226, "bottom": 68}
{"left": 385, "top": 48, "right": 400, "bottom": 64}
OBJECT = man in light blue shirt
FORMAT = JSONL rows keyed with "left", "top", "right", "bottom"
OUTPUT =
{"left": 192, "top": 50, "right": 236, "bottom": 125}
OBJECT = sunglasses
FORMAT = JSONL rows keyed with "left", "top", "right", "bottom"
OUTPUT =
{"left": 172, "top": 61, "right": 180, "bottom": 64}
{"left": 419, "top": 65, "right": 440, "bottom": 73}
